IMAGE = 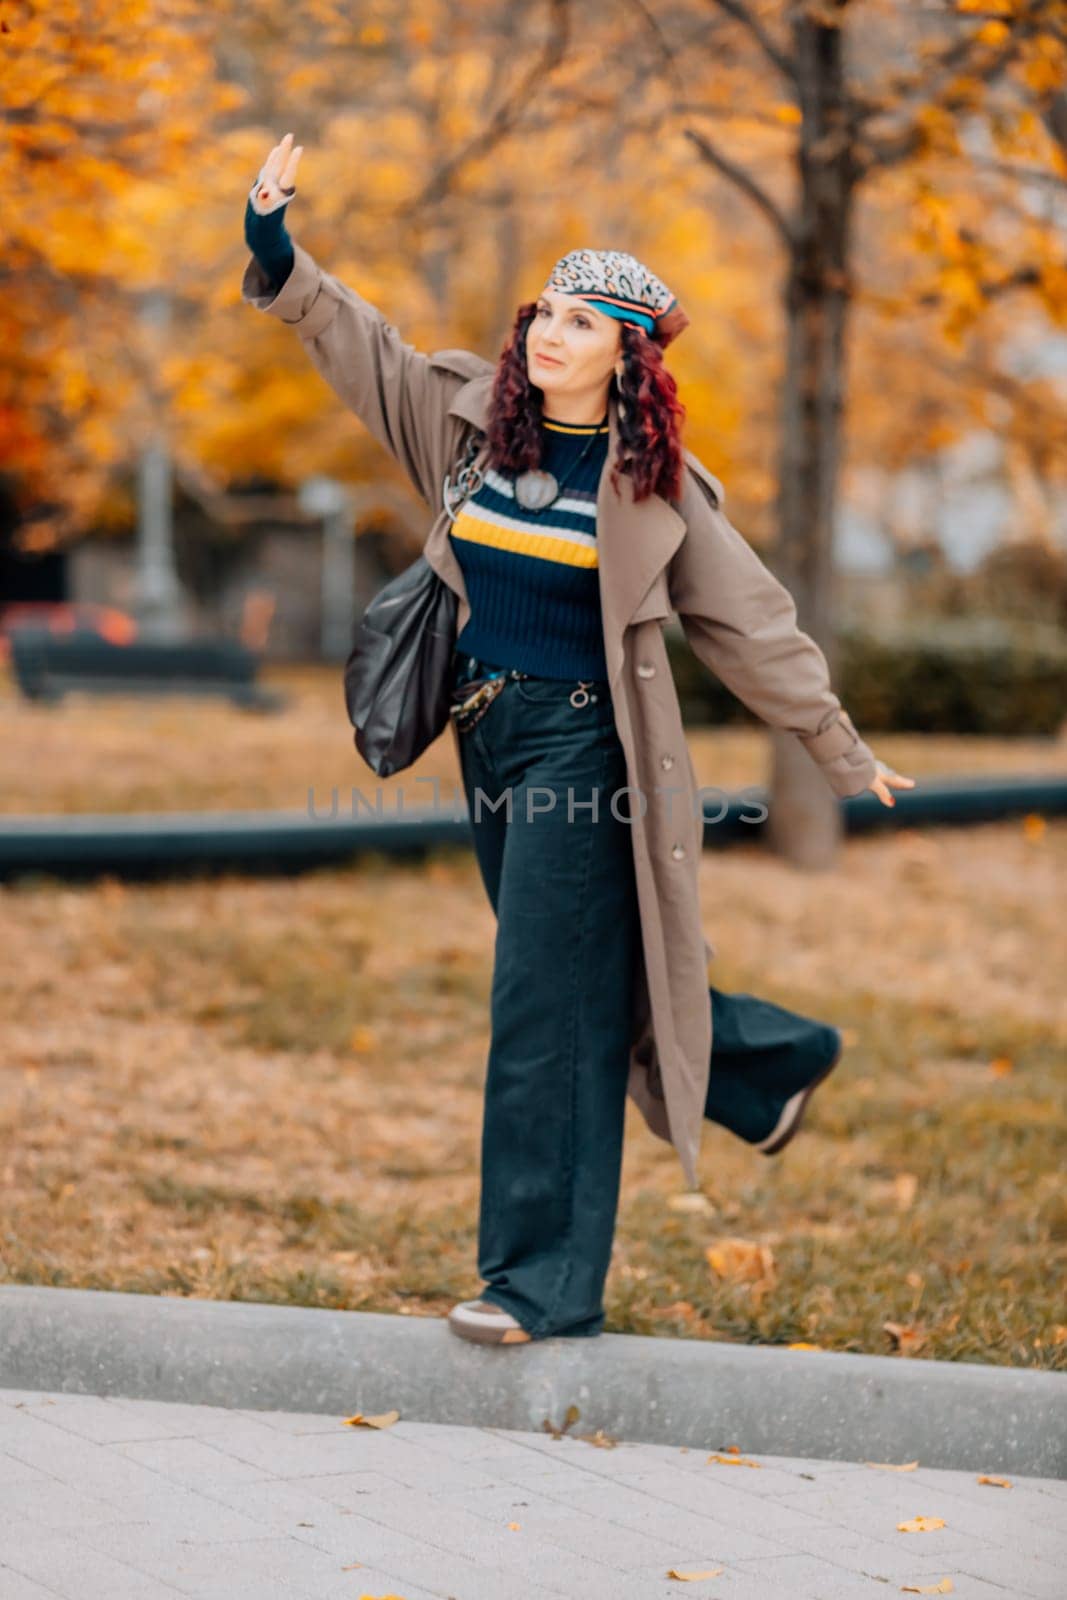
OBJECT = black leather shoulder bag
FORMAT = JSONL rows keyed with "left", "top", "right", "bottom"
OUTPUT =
{"left": 343, "top": 429, "right": 485, "bottom": 778}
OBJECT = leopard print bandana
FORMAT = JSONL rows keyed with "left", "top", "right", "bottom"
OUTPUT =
{"left": 544, "top": 248, "right": 689, "bottom": 346}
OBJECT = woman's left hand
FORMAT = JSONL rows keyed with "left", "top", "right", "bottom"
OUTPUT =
{"left": 868, "top": 757, "right": 916, "bottom": 808}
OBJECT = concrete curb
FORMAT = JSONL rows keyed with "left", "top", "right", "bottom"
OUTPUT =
{"left": 1, "top": 1287, "right": 1064, "bottom": 1477}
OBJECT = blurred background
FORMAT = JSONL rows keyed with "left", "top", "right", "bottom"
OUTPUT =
{"left": 1, "top": 0, "right": 1064, "bottom": 1368}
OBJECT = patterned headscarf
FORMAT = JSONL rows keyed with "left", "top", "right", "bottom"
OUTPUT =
{"left": 543, "top": 248, "right": 690, "bottom": 347}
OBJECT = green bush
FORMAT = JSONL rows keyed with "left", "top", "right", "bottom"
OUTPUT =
{"left": 668, "top": 616, "right": 1067, "bottom": 737}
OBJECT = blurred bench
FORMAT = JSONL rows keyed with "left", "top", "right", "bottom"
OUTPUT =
{"left": 9, "top": 628, "right": 286, "bottom": 711}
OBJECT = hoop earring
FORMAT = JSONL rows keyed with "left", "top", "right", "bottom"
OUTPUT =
{"left": 614, "top": 360, "right": 626, "bottom": 421}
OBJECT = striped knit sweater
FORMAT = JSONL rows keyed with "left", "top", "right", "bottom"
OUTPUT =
{"left": 449, "top": 418, "right": 609, "bottom": 681}
{"left": 244, "top": 199, "right": 609, "bottom": 680}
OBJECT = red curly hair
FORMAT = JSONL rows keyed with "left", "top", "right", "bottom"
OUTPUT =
{"left": 485, "top": 300, "right": 687, "bottom": 504}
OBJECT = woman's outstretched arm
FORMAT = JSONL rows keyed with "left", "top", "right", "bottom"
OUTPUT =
{"left": 241, "top": 133, "right": 491, "bottom": 506}
{"left": 668, "top": 457, "right": 913, "bottom": 805}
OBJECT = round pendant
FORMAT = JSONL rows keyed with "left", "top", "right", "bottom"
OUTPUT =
{"left": 514, "top": 469, "right": 559, "bottom": 512}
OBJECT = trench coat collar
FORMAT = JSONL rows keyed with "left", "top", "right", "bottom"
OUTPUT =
{"left": 434, "top": 373, "right": 688, "bottom": 666}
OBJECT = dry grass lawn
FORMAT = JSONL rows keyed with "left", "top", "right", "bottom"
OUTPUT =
{"left": 3, "top": 660, "right": 1066, "bottom": 816}
{"left": 2, "top": 664, "right": 1064, "bottom": 1367}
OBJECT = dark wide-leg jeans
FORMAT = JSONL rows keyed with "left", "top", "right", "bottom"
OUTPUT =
{"left": 450, "top": 649, "right": 840, "bottom": 1342}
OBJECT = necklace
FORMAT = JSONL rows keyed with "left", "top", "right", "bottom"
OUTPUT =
{"left": 513, "top": 417, "right": 608, "bottom": 513}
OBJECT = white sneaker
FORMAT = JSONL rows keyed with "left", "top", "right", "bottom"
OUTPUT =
{"left": 447, "top": 1298, "right": 532, "bottom": 1345}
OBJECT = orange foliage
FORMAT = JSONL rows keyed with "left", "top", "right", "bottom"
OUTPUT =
{"left": 1, "top": 0, "right": 1064, "bottom": 550}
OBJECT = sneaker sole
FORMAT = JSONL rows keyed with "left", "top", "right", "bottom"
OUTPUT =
{"left": 753, "top": 1031, "right": 844, "bottom": 1156}
{"left": 447, "top": 1302, "right": 532, "bottom": 1345}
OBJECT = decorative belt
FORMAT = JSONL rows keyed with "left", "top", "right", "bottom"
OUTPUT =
{"left": 449, "top": 664, "right": 604, "bottom": 732}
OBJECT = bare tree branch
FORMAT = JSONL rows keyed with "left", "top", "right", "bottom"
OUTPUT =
{"left": 967, "top": 155, "right": 1067, "bottom": 190}
{"left": 623, "top": 0, "right": 688, "bottom": 96}
{"left": 619, "top": 0, "right": 735, "bottom": 100}
{"left": 683, "top": 123, "right": 795, "bottom": 245}
{"left": 674, "top": 99, "right": 800, "bottom": 128}
{"left": 1044, "top": 86, "right": 1067, "bottom": 153}
{"left": 858, "top": 17, "right": 1044, "bottom": 171}
{"left": 401, "top": 0, "right": 571, "bottom": 213}
{"left": 705, "top": 0, "right": 797, "bottom": 85}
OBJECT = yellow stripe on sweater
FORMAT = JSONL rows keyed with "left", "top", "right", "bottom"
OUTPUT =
{"left": 451, "top": 509, "right": 599, "bottom": 568}
{"left": 541, "top": 418, "right": 610, "bottom": 435}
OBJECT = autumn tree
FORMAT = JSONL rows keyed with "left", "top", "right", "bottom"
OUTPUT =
{"left": 0, "top": 0, "right": 245, "bottom": 550}
{"left": 531, "top": 0, "right": 1067, "bottom": 863}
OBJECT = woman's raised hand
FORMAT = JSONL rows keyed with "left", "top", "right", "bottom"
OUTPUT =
{"left": 250, "top": 132, "right": 304, "bottom": 215}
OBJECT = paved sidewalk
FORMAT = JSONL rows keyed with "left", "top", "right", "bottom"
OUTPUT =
{"left": 0, "top": 1387, "right": 1064, "bottom": 1600}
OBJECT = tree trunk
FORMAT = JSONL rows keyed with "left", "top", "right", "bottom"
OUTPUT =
{"left": 767, "top": 2, "right": 857, "bottom": 869}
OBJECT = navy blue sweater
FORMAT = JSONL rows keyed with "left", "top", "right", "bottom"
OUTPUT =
{"left": 450, "top": 421, "right": 609, "bottom": 681}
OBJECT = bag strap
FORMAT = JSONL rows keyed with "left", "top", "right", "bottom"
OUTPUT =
{"left": 442, "top": 428, "right": 489, "bottom": 523}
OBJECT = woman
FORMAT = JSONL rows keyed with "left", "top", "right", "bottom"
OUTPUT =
{"left": 243, "top": 134, "right": 915, "bottom": 1349}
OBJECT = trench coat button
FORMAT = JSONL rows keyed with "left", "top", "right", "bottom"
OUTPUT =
{"left": 660, "top": 754, "right": 675, "bottom": 770}
{"left": 670, "top": 842, "right": 686, "bottom": 861}
{"left": 636, "top": 662, "right": 656, "bottom": 679}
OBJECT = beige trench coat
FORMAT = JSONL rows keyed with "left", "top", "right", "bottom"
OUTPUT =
{"left": 244, "top": 244, "right": 879, "bottom": 1188}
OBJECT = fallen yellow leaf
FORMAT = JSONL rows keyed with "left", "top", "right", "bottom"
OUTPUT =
{"left": 1022, "top": 813, "right": 1045, "bottom": 842}
{"left": 669, "top": 1192, "right": 715, "bottom": 1213}
{"left": 706, "top": 1452, "right": 761, "bottom": 1468}
{"left": 651, "top": 1300, "right": 699, "bottom": 1325}
{"left": 705, "top": 1237, "right": 776, "bottom": 1286}
{"left": 342, "top": 1409, "right": 400, "bottom": 1429}
{"left": 884, "top": 1321, "right": 927, "bottom": 1355}
{"left": 866, "top": 1460, "right": 919, "bottom": 1471}
{"left": 977, "top": 1475, "right": 1012, "bottom": 1488}
{"left": 989, "top": 1055, "right": 1013, "bottom": 1077}
{"left": 507, "top": 1521, "right": 521, "bottom": 1530}
{"left": 897, "top": 1515, "right": 946, "bottom": 1533}
{"left": 667, "top": 1568, "right": 725, "bottom": 1581}
{"left": 894, "top": 1173, "right": 919, "bottom": 1210}
{"left": 542, "top": 1403, "right": 581, "bottom": 1439}
{"left": 901, "top": 1581, "right": 953, "bottom": 1594}
{"left": 788, "top": 1342, "right": 822, "bottom": 1351}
